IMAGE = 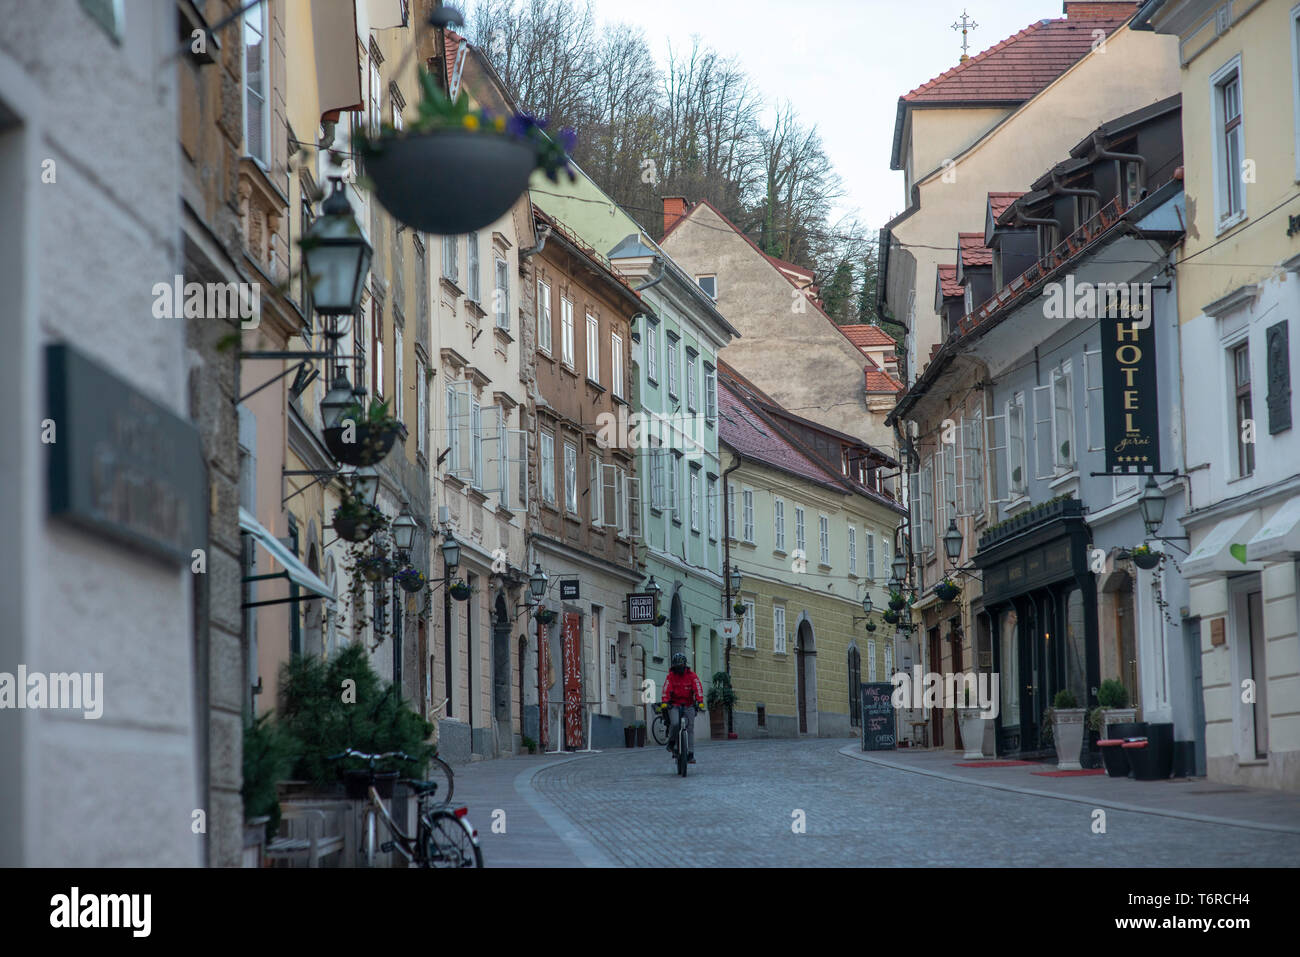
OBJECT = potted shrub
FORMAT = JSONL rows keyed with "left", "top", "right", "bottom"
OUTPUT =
{"left": 1089, "top": 679, "right": 1137, "bottom": 735}
{"left": 242, "top": 711, "right": 296, "bottom": 844}
{"left": 1046, "top": 689, "right": 1086, "bottom": 771}
{"left": 332, "top": 494, "right": 385, "bottom": 543}
{"left": 395, "top": 566, "right": 427, "bottom": 593}
{"left": 623, "top": 724, "right": 636, "bottom": 748}
{"left": 957, "top": 685, "right": 987, "bottom": 760}
{"left": 521, "top": 735, "right": 538, "bottom": 755}
{"left": 632, "top": 721, "right": 647, "bottom": 746}
{"left": 935, "top": 577, "right": 961, "bottom": 603}
{"left": 354, "top": 70, "right": 576, "bottom": 235}
{"left": 324, "top": 398, "right": 404, "bottom": 468}
{"left": 449, "top": 579, "right": 472, "bottom": 602}
{"left": 1131, "top": 543, "right": 1161, "bottom": 570}
{"left": 706, "top": 671, "right": 737, "bottom": 740}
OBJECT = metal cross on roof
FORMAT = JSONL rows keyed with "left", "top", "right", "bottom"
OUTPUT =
{"left": 951, "top": 9, "right": 978, "bottom": 62}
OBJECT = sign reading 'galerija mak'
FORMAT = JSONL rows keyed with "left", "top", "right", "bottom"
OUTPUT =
{"left": 1100, "top": 286, "right": 1160, "bottom": 475}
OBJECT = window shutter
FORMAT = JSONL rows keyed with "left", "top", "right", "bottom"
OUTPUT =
{"left": 1053, "top": 366, "right": 1075, "bottom": 469}
{"left": 506, "top": 429, "right": 528, "bottom": 510}
{"left": 1084, "top": 349, "right": 1105, "bottom": 452}
{"left": 480, "top": 405, "right": 503, "bottom": 500}
{"left": 1033, "top": 384, "right": 1054, "bottom": 481}
{"left": 600, "top": 462, "right": 619, "bottom": 528}
{"left": 986, "top": 412, "right": 1008, "bottom": 504}
{"left": 625, "top": 474, "right": 641, "bottom": 539}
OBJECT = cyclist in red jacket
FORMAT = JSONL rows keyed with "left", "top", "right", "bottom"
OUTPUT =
{"left": 661, "top": 652, "right": 704, "bottom": 764}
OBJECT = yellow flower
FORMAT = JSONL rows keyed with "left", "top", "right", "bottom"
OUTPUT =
{"left": 462, "top": 114, "right": 479, "bottom": 131}
{"left": 493, "top": 116, "right": 506, "bottom": 132}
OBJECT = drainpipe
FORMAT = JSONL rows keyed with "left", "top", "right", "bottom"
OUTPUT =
{"left": 722, "top": 452, "right": 742, "bottom": 735}
{"left": 633, "top": 257, "right": 666, "bottom": 293}
{"left": 1091, "top": 132, "right": 1146, "bottom": 204}
{"left": 1048, "top": 171, "right": 1101, "bottom": 203}
{"left": 519, "top": 223, "right": 552, "bottom": 259}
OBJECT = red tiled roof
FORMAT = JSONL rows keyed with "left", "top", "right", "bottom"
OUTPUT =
{"left": 717, "top": 381, "right": 844, "bottom": 491}
{"left": 866, "top": 367, "right": 904, "bottom": 393}
{"left": 766, "top": 253, "right": 813, "bottom": 280}
{"left": 901, "top": 14, "right": 1132, "bottom": 105}
{"left": 988, "top": 191, "right": 1025, "bottom": 221}
{"left": 959, "top": 233, "right": 992, "bottom": 268}
{"left": 839, "top": 324, "right": 896, "bottom": 349}
{"left": 937, "top": 264, "right": 962, "bottom": 299}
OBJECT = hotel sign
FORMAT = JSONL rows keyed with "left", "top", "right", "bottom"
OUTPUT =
{"left": 46, "top": 344, "right": 207, "bottom": 565}
{"left": 1100, "top": 291, "right": 1161, "bottom": 474}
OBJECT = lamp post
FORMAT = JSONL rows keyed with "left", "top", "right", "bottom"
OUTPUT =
{"left": 1138, "top": 475, "right": 1166, "bottom": 537}
{"left": 441, "top": 533, "right": 460, "bottom": 720}
{"left": 302, "top": 178, "right": 373, "bottom": 317}
{"left": 723, "top": 563, "right": 742, "bottom": 736}
{"left": 391, "top": 507, "right": 417, "bottom": 564}
{"left": 943, "top": 519, "right": 963, "bottom": 567}
{"left": 529, "top": 563, "right": 548, "bottom": 602}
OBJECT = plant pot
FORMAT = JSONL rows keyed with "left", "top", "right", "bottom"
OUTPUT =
{"left": 324, "top": 422, "right": 399, "bottom": 468}
{"left": 889, "top": 596, "right": 907, "bottom": 611}
{"left": 1051, "top": 708, "right": 1087, "bottom": 770}
{"left": 958, "top": 707, "right": 987, "bottom": 759}
{"left": 450, "top": 582, "right": 472, "bottom": 602}
{"left": 624, "top": 726, "right": 636, "bottom": 748}
{"left": 1100, "top": 708, "right": 1137, "bottom": 733}
{"left": 1132, "top": 550, "right": 1160, "bottom": 570}
{"left": 333, "top": 508, "right": 380, "bottom": 543}
{"left": 397, "top": 572, "right": 426, "bottom": 593}
{"left": 635, "top": 726, "right": 646, "bottom": 747}
{"left": 709, "top": 705, "right": 726, "bottom": 740}
{"left": 883, "top": 610, "right": 899, "bottom": 625}
{"left": 364, "top": 130, "right": 537, "bottom": 235}
{"left": 936, "top": 583, "right": 960, "bottom": 602}
{"left": 864, "top": 622, "right": 877, "bottom": 632}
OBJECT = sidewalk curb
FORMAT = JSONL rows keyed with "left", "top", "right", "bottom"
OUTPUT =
{"left": 838, "top": 745, "right": 1300, "bottom": 835}
{"left": 514, "top": 754, "right": 621, "bottom": 867}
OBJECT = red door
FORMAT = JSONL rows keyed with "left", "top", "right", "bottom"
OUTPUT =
{"left": 562, "top": 612, "right": 584, "bottom": 750}
{"left": 928, "top": 626, "right": 943, "bottom": 748}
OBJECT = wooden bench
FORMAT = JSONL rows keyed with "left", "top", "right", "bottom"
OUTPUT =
{"left": 265, "top": 803, "right": 345, "bottom": 867}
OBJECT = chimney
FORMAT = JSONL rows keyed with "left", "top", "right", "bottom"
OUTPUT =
{"left": 663, "top": 196, "right": 688, "bottom": 236}
{"left": 1062, "top": 1, "right": 1138, "bottom": 17}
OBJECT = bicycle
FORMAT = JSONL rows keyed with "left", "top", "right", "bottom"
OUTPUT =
{"left": 327, "top": 748, "right": 482, "bottom": 868}
{"left": 657, "top": 703, "right": 701, "bottom": 777}
{"left": 650, "top": 708, "right": 670, "bottom": 746}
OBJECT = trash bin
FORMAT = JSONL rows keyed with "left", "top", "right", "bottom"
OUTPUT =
{"left": 1142, "top": 723, "right": 1174, "bottom": 780}
{"left": 1097, "top": 739, "right": 1130, "bottom": 777}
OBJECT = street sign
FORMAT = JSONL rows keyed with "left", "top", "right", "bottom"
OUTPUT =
{"left": 716, "top": 619, "right": 741, "bottom": 642}
{"left": 626, "top": 592, "right": 656, "bottom": 624}
{"left": 560, "top": 579, "right": 580, "bottom": 600}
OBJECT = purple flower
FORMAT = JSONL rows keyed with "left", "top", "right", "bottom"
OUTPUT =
{"left": 558, "top": 127, "right": 577, "bottom": 152}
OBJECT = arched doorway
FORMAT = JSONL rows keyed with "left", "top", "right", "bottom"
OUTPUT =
{"left": 794, "top": 615, "right": 818, "bottom": 735}
{"left": 847, "top": 644, "right": 861, "bottom": 729}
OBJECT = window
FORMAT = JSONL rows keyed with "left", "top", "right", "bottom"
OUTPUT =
{"left": 1233, "top": 341, "right": 1254, "bottom": 477}
{"left": 698, "top": 275, "right": 717, "bottom": 299}
{"left": 445, "top": 383, "right": 461, "bottom": 474}
{"left": 668, "top": 455, "right": 680, "bottom": 523}
{"left": 611, "top": 332, "right": 625, "bottom": 399}
{"left": 494, "top": 257, "right": 509, "bottom": 330}
{"left": 704, "top": 364, "right": 717, "bottom": 425}
{"left": 773, "top": 605, "right": 786, "bottom": 655}
{"left": 707, "top": 476, "right": 718, "bottom": 540}
{"left": 727, "top": 485, "right": 737, "bottom": 539}
{"left": 1052, "top": 362, "right": 1075, "bottom": 471}
{"left": 564, "top": 441, "right": 578, "bottom": 514}
{"left": 1008, "top": 393, "right": 1027, "bottom": 497}
{"left": 1213, "top": 60, "right": 1245, "bottom": 226}
{"left": 819, "top": 515, "right": 830, "bottom": 566}
{"left": 416, "top": 357, "right": 427, "bottom": 457}
{"left": 774, "top": 498, "right": 786, "bottom": 551}
{"left": 561, "top": 298, "right": 575, "bottom": 367}
{"left": 466, "top": 233, "right": 480, "bottom": 302}
{"left": 646, "top": 320, "right": 659, "bottom": 382}
{"left": 442, "top": 235, "right": 458, "bottom": 282}
{"left": 795, "top": 506, "right": 806, "bottom": 556}
{"left": 392, "top": 98, "right": 403, "bottom": 132}
{"left": 884, "top": 642, "right": 893, "bottom": 679}
{"left": 686, "top": 351, "right": 698, "bottom": 412}
{"left": 372, "top": 297, "right": 384, "bottom": 400}
{"left": 742, "top": 489, "right": 754, "bottom": 543}
{"left": 589, "top": 453, "right": 604, "bottom": 526}
{"left": 848, "top": 526, "right": 857, "bottom": 575}
{"left": 962, "top": 411, "right": 985, "bottom": 517}
{"left": 867, "top": 640, "right": 878, "bottom": 683}
{"left": 536, "top": 280, "right": 552, "bottom": 354}
{"left": 615, "top": 465, "right": 628, "bottom": 536}
{"left": 650, "top": 450, "right": 665, "bottom": 512}
{"left": 470, "top": 397, "right": 483, "bottom": 488}
{"left": 394, "top": 327, "right": 404, "bottom": 421}
{"left": 866, "top": 530, "right": 876, "bottom": 579}
{"left": 540, "top": 432, "right": 556, "bottom": 505}
{"left": 243, "top": 1, "right": 269, "bottom": 165}
{"left": 585, "top": 314, "right": 600, "bottom": 382}
{"left": 690, "top": 466, "right": 701, "bottom": 531}
{"left": 742, "top": 599, "right": 756, "bottom": 649}
{"left": 666, "top": 336, "right": 679, "bottom": 396}
{"left": 368, "top": 55, "right": 382, "bottom": 136}
{"left": 939, "top": 442, "right": 956, "bottom": 530}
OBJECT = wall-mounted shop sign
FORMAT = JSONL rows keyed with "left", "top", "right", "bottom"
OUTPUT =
{"left": 981, "top": 535, "right": 1081, "bottom": 604}
{"left": 560, "top": 579, "right": 580, "bottom": 601}
{"left": 626, "top": 592, "right": 656, "bottom": 624}
{"left": 1101, "top": 295, "right": 1161, "bottom": 474}
{"left": 46, "top": 344, "right": 206, "bottom": 565}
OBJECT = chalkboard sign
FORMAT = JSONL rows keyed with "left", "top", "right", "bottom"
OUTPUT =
{"left": 860, "top": 682, "right": 896, "bottom": 751}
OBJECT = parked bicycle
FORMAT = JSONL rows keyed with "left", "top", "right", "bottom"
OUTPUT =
{"left": 327, "top": 748, "right": 482, "bottom": 868}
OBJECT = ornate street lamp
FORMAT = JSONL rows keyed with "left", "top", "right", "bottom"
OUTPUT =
{"left": 861, "top": 593, "right": 873, "bottom": 615}
{"left": 943, "top": 519, "right": 963, "bottom": 566}
{"left": 302, "top": 178, "right": 373, "bottom": 316}
{"left": 529, "top": 563, "right": 549, "bottom": 600}
{"left": 891, "top": 552, "right": 908, "bottom": 586}
{"left": 391, "top": 507, "right": 417, "bottom": 563}
{"left": 1138, "top": 475, "right": 1167, "bottom": 537}
{"left": 646, "top": 575, "right": 662, "bottom": 598}
{"left": 440, "top": 535, "right": 461, "bottom": 575}
{"left": 352, "top": 466, "right": 380, "bottom": 506}
{"left": 321, "top": 371, "right": 354, "bottom": 429}
{"left": 728, "top": 565, "right": 742, "bottom": 595}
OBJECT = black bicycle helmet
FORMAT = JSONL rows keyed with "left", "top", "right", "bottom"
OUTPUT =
{"left": 671, "top": 652, "right": 687, "bottom": 668}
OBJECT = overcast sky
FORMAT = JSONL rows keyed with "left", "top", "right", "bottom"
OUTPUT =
{"left": 586, "top": 0, "right": 1079, "bottom": 232}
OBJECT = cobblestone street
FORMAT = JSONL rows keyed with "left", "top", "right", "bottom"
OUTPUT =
{"left": 457, "top": 739, "right": 1300, "bottom": 867}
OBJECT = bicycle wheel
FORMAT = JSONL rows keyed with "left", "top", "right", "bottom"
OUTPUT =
{"left": 677, "top": 726, "right": 688, "bottom": 777}
{"left": 426, "top": 755, "right": 454, "bottom": 805}
{"left": 651, "top": 712, "right": 669, "bottom": 746}
{"left": 363, "top": 806, "right": 378, "bottom": 867}
{"left": 425, "top": 809, "right": 483, "bottom": 868}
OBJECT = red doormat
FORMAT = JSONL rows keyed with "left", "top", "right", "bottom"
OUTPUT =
{"left": 1032, "top": 768, "right": 1106, "bottom": 777}
{"left": 953, "top": 760, "right": 1037, "bottom": 767}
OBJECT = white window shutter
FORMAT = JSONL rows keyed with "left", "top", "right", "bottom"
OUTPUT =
{"left": 506, "top": 429, "right": 528, "bottom": 511}
{"left": 448, "top": 381, "right": 473, "bottom": 481}
{"left": 1084, "top": 349, "right": 1105, "bottom": 453}
{"left": 987, "top": 412, "right": 1008, "bottom": 504}
{"left": 1033, "top": 384, "right": 1054, "bottom": 481}
{"left": 600, "top": 462, "right": 619, "bottom": 528}
{"left": 625, "top": 474, "right": 641, "bottom": 539}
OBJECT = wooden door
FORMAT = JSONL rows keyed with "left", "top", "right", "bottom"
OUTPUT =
{"left": 796, "top": 629, "right": 808, "bottom": 734}
{"left": 928, "top": 626, "right": 943, "bottom": 748}
{"left": 562, "top": 612, "right": 583, "bottom": 749}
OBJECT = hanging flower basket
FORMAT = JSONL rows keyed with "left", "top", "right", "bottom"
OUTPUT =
{"left": 355, "top": 71, "right": 576, "bottom": 236}
{"left": 324, "top": 399, "right": 403, "bottom": 467}
{"left": 883, "top": 609, "right": 900, "bottom": 625}
{"left": 732, "top": 601, "right": 747, "bottom": 617}
{"left": 332, "top": 503, "right": 384, "bottom": 543}
{"left": 449, "top": 580, "right": 473, "bottom": 602}
{"left": 535, "top": 607, "right": 556, "bottom": 626}
{"left": 888, "top": 592, "right": 907, "bottom": 611}
{"left": 865, "top": 621, "right": 878, "bottom": 633}
{"left": 936, "top": 579, "right": 961, "bottom": 603}
{"left": 359, "top": 553, "right": 396, "bottom": 582}
{"left": 395, "top": 567, "right": 427, "bottom": 593}
{"left": 652, "top": 613, "right": 668, "bottom": 628}
{"left": 1131, "top": 545, "right": 1161, "bottom": 570}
